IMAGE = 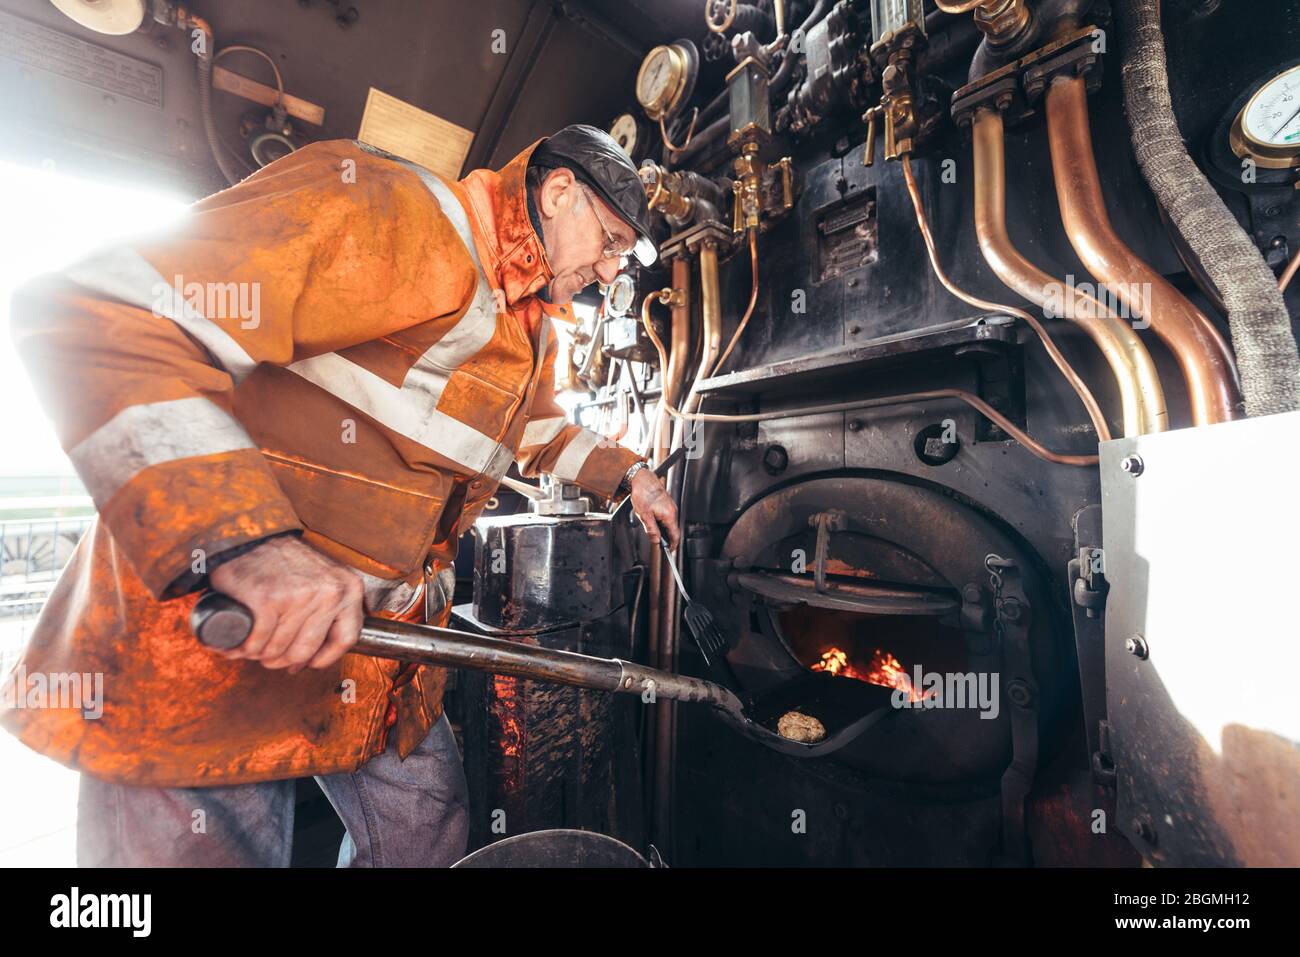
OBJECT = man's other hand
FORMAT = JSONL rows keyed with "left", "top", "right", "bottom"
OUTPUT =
{"left": 208, "top": 536, "right": 365, "bottom": 674}
{"left": 630, "top": 469, "right": 680, "bottom": 550}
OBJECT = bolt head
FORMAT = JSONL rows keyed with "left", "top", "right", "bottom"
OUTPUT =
{"left": 1125, "top": 635, "right": 1149, "bottom": 659}
{"left": 1120, "top": 454, "right": 1144, "bottom": 476}
{"left": 1006, "top": 678, "right": 1033, "bottom": 708}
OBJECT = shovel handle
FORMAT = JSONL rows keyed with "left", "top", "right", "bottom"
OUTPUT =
{"left": 189, "top": 591, "right": 743, "bottom": 714}
{"left": 190, "top": 591, "right": 259, "bottom": 650}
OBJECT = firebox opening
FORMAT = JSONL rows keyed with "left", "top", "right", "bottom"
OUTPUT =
{"left": 778, "top": 605, "right": 969, "bottom": 703}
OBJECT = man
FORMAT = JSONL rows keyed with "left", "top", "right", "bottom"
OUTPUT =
{"left": 1, "top": 124, "right": 679, "bottom": 866}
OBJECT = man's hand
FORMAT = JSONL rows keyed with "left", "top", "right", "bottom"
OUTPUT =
{"left": 208, "top": 535, "right": 365, "bottom": 674}
{"left": 629, "top": 468, "right": 680, "bottom": 549}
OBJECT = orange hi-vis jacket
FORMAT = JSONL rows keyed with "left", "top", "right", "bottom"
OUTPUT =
{"left": 0, "top": 138, "right": 643, "bottom": 787}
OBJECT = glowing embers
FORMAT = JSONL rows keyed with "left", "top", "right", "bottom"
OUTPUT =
{"left": 490, "top": 674, "right": 524, "bottom": 792}
{"left": 782, "top": 605, "right": 967, "bottom": 706}
{"left": 811, "top": 646, "right": 925, "bottom": 702}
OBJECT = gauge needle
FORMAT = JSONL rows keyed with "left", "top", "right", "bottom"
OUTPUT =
{"left": 1272, "top": 101, "right": 1300, "bottom": 141}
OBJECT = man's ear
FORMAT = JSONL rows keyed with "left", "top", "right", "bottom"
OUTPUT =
{"left": 538, "top": 167, "right": 579, "bottom": 220}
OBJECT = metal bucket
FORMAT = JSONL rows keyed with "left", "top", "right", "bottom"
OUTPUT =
{"left": 452, "top": 829, "right": 655, "bottom": 868}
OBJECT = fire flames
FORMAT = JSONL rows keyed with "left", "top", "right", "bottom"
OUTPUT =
{"left": 812, "top": 646, "right": 924, "bottom": 702}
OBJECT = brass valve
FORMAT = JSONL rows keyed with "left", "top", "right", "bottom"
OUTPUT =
{"left": 731, "top": 141, "right": 763, "bottom": 234}
{"left": 862, "top": 23, "right": 925, "bottom": 166}
{"left": 640, "top": 163, "right": 694, "bottom": 221}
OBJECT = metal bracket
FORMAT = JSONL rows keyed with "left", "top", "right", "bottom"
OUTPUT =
{"left": 1068, "top": 506, "right": 1112, "bottom": 786}
{"left": 951, "top": 23, "right": 1104, "bottom": 132}
{"left": 987, "top": 553, "right": 1038, "bottom": 866}
{"left": 808, "top": 509, "right": 847, "bottom": 593}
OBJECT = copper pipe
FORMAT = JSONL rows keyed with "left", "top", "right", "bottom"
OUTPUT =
{"left": 1045, "top": 74, "right": 1239, "bottom": 425}
{"left": 712, "top": 228, "right": 760, "bottom": 376}
{"left": 641, "top": 292, "right": 1098, "bottom": 465}
{"left": 656, "top": 244, "right": 714, "bottom": 852}
{"left": 660, "top": 109, "right": 699, "bottom": 155}
{"left": 648, "top": 256, "right": 691, "bottom": 849}
{"left": 901, "top": 156, "right": 1113, "bottom": 443}
{"left": 682, "top": 240, "right": 724, "bottom": 417}
{"left": 972, "top": 108, "right": 1168, "bottom": 436}
{"left": 1280, "top": 246, "right": 1300, "bottom": 293}
{"left": 664, "top": 257, "right": 694, "bottom": 451}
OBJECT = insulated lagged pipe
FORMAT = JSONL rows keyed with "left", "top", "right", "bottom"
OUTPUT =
{"left": 1117, "top": 0, "right": 1300, "bottom": 417}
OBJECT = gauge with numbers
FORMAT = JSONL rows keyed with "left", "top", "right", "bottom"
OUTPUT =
{"left": 1230, "top": 64, "right": 1300, "bottom": 169}
{"left": 609, "top": 113, "right": 641, "bottom": 157}
{"left": 635, "top": 42, "right": 697, "bottom": 121}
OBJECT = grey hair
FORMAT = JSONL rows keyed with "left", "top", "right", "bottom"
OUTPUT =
{"left": 526, "top": 163, "right": 586, "bottom": 213}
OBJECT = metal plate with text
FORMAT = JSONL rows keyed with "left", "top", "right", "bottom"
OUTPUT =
{"left": 0, "top": 10, "right": 162, "bottom": 108}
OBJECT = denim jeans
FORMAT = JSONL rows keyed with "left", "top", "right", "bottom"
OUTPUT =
{"left": 76, "top": 712, "right": 470, "bottom": 867}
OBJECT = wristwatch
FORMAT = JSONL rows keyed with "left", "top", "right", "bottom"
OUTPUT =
{"left": 619, "top": 460, "right": 649, "bottom": 493}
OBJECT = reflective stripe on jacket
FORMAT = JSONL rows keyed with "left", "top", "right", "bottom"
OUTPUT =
{"left": 0, "top": 138, "right": 642, "bottom": 787}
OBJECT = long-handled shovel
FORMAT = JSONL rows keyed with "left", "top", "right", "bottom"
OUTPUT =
{"left": 190, "top": 592, "right": 892, "bottom": 758}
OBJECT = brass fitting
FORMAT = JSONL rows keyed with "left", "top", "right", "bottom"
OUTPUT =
{"left": 731, "top": 141, "right": 763, "bottom": 234}
{"left": 640, "top": 163, "right": 694, "bottom": 221}
{"left": 973, "top": 0, "right": 1031, "bottom": 45}
{"left": 864, "top": 25, "right": 924, "bottom": 165}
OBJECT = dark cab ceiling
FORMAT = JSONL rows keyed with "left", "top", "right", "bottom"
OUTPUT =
{"left": 0, "top": 0, "right": 704, "bottom": 197}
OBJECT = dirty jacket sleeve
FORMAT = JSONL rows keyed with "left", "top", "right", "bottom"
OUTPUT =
{"left": 9, "top": 141, "right": 479, "bottom": 599}
{"left": 514, "top": 328, "right": 644, "bottom": 502}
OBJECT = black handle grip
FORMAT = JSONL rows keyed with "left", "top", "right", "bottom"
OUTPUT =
{"left": 191, "top": 592, "right": 256, "bottom": 650}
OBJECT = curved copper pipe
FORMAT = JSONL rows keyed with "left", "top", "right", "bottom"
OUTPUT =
{"left": 712, "top": 228, "right": 760, "bottom": 377}
{"left": 647, "top": 257, "right": 695, "bottom": 460}
{"left": 646, "top": 255, "right": 691, "bottom": 849}
{"left": 641, "top": 291, "right": 1098, "bottom": 465}
{"left": 901, "top": 157, "right": 1112, "bottom": 443}
{"left": 972, "top": 108, "right": 1168, "bottom": 436}
{"left": 683, "top": 240, "right": 723, "bottom": 417}
{"left": 1045, "top": 74, "right": 1239, "bottom": 425}
{"left": 1281, "top": 246, "right": 1300, "bottom": 293}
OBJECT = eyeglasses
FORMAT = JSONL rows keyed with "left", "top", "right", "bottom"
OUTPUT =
{"left": 579, "top": 184, "right": 636, "bottom": 262}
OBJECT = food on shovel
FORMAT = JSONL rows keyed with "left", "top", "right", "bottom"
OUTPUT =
{"left": 777, "top": 710, "right": 826, "bottom": 743}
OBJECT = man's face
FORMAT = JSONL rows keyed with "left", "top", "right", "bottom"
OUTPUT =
{"left": 535, "top": 168, "right": 638, "bottom": 305}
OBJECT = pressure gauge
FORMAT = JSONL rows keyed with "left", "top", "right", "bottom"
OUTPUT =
{"left": 609, "top": 113, "right": 641, "bottom": 156}
{"left": 635, "top": 42, "right": 698, "bottom": 121}
{"left": 603, "top": 273, "right": 637, "bottom": 318}
{"left": 1230, "top": 64, "right": 1300, "bottom": 169}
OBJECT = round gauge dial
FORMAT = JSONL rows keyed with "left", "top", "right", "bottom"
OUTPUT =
{"left": 636, "top": 45, "right": 687, "bottom": 120}
{"left": 603, "top": 273, "right": 637, "bottom": 317}
{"left": 1231, "top": 65, "right": 1300, "bottom": 169}
{"left": 609, "top": 113, "right": 640, "bottom": 156}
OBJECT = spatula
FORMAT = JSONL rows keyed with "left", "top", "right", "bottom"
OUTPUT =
{"left": 660, "top": 539, "right": 744, "bottom": 694}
